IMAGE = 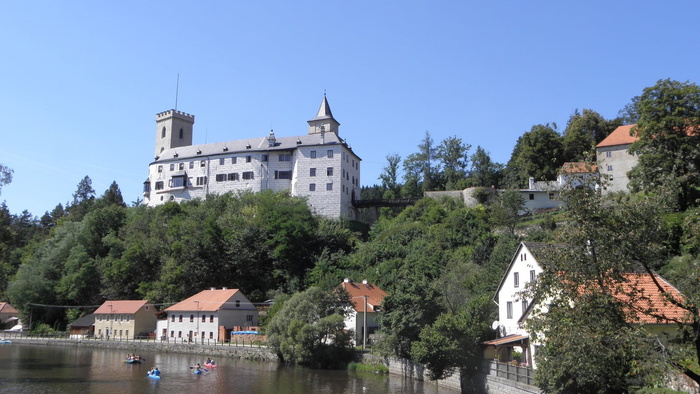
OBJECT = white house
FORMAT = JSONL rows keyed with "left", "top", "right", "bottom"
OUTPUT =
{"left": 159, "top": 288, "right": 258, "bottom": 343}
{"left": 596, "top": 124, "right": 639, "bottom": 193}
{"left": 143, "top": 95, "right": 361, "bottom": 220}
{"left": 340, "top": 279, "right": 387, "bottom": 346}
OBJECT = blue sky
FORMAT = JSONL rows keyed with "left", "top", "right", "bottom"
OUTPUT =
{"left": 2, "top": 1, "right": 699, "bottom": 217}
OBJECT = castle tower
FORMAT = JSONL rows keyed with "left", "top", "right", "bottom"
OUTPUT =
{"left": 154, "top": 109, "right": 195, "bottom": 158}
{"left": 307, "top": 94, "right": 340, "bottom": 135}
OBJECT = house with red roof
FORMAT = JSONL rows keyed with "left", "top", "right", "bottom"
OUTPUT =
{"left": 159, "top": 287, "right": 258, "bottom": 343}
{"left": 596, "top": 124, "right": 639, "bottom": 193}
{"left": 0, "top": 302, "right": 20, "bottom": 329}
{"left": 94, "top": 300, "right": 156, "bottom": 339}
{"left": 485, "top": 242, "right": 688, "bottom": 369}
{"left": 341, "top": 279, "right": 387, "bottom": 346}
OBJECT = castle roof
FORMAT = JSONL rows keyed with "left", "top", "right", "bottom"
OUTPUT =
{"left": 310, "top": 94, "right": 336, "bottom": 122}
{"left": 596, "top": 124, "right": 638, "bottom": 148}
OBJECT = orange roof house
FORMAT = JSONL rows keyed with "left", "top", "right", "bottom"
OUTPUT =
{"left": 341, "top": 279, "right": 387, "bottom": 346}
{"left": 93, "top": 300, "right": 156, "bottom": 340}
{"left": 596, "top": 124, "right": 639, "bottom": 148}
{"left": 0, "top": 302, "right": 20, "bottom": 329}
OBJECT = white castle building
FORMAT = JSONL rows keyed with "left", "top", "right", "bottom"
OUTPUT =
{"left": 143, "top": 95, "right": 361, "bottom": 219}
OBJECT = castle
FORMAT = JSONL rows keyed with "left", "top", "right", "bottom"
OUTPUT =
{"left": 143, "top": 95, "right": 361, "bottom": 219}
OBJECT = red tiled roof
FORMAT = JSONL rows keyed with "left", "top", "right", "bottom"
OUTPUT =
{"left": 0, "top": 302, "right": 19, "bottom": 314}
{"left": 94, "top": 300, "right": 150, "bottom": 314}
{"left": 596, "top": 124, "right": 638, "bottom": 148}
{"left": 482, "top": 334, "right": 529, "bottom": 346}
{"left": 561, "top": 162, "right": 597, "bottom": 174}
{"left": 165, "top": 288, "right": 241, "bottom": 312}
{"left": 341, "top": 281, "right": 387, "bottom": 313}
{"left": 617, "top": 273, "right": 690, "bottom": 324}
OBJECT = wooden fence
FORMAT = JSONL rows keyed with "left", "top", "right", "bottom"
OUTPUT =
{"left": 484, "top": 360, "right": 536, "bottom": 386}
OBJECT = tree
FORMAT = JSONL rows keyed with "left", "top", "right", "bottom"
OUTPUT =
{"left": 628, "top": 79, "right": 700, "bottom": 209}
{"left": 378, "top": 153, "right": 402, "bottom": 197}
{"left": 97, "top": 181, "right": 126, "bottom": 208}
{"left": 468, "top": 146, "right": 503, "bottom": 188}
{"left": 72, "top": 176, "right": 95, "bottom": 205}
{"left": 403, "top": 131, "right": 438, "bottom": 194}
{"left": 0, "top": 164, "right": 13, "bottom": 196}
{"left": 266, "top": 287, "right": 353, "bottom": 368}
{"left": 562, "top": 109, "right": 620, "bottom": 162}
{"left": 503, "top": 124, "right": 565, "bottom": 188}
{"left": 436, "top": 136, "right": 471, "bottom": 190}
{"left": 489, "top": 190, "right": 525, "bottom": 235}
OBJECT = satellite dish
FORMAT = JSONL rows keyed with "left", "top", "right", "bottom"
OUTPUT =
{"left": 491, "top": 320, "right": 500, "bottom": 330}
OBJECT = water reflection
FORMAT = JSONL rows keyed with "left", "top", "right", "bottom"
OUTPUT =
{"left": 0, "top": 343, "right": 455, "bottom": 393}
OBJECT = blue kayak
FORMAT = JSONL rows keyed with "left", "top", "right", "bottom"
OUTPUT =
{"left": 0, "top": 340, "right": 12, "bottom": 344}
{"left": 147, "top": 372, "right": 161, "bottom": 379}
{"left": 193, "top": 369, "right": 202, "bottom": 374}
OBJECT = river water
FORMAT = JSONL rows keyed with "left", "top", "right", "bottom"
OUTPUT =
{"left": 0, "top": 343, "right": 457, "bottom": 393}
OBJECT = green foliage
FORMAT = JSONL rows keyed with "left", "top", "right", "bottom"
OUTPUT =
{"left": 503, "top": 123, "right": 564, "bottom": 188}
{"left": 562, "top": 109, "right": 620, "bottom": 162}
{"left": 266, "top": 287, "right": 353, "bottom": 368}
{"left": 0, "top": 163, "right": 13, "bottom": 196}
{"left": 347, "top": 362, "right": 389, "bottom": 374}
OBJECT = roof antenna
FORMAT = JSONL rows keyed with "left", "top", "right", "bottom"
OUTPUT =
{"left": 175, "top": 73, "right": 180, "bottom": 111}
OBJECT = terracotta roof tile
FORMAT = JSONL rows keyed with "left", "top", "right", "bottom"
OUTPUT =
{"left": 165, "top": 289, "right": 241, "bottom": 312}
{"left": 561, "top": 162, "right": 597, "bottom": 174}
{"left": 617, "top": 273, "right": 690, "bottom": 324}
{"left": 596, "top": 125, "right": 638, "bottom": 148}
{"left": 94, "top": 300, "right": 150, "bottom": 315}
{"left": 341, "top": 281, "right": 387, "bottom": 313}
{"left": 0, "top": 302, "right": 19, "bottom": 314}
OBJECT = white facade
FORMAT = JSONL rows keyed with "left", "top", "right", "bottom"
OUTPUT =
{"left": 596, "top": 124, "right": 639, "bottom": 193}
{"left": 143, "top": 96, "right": 361, "bottom": 220}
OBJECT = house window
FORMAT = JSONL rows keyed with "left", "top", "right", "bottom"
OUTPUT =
{"left": 262, "top": 154, "right": 268, "bottom": 162}
{"left": 279, "top": 153, "right": 291, "bottom": 162}
{"left": 228, "top": 173, "right": 239, "bottom": 181}
{"left": 189, "top": 161, "right": 194, "bottom": 169}
{"left": 275, "top": 170, "right": 293, "bottom": 179}
{"left": 170, "top": 330, "right": 174, "bottom": 337}
{"left": 143, "top": 182, "right": 151, "bottom": 192}
{"left": 530, "top": 269, "right": 536, "bottom": 282}
{"left": 327, "top": 150, "right": 334, "bottom": 158}
{"left": 178, "top": 331, "right": 182, "bottom": 338}
{"left": 507, "top": 302, "right": 513, "bottom": 319}
{"left": 528, "top": 194, "right": 534, "bottom": 200}
{"left": 157, "top": 165, "right": 163, "bottom": 173}
{"left": 210, "top": 315, "right": 214, "bottom": 322}
{"left": 352, "top": 159, "right": 355, "bottom": 167}
{"left": 326, "top": 167, "right": 333, "bottom": 176}
{"left": 126, "top": 330, "right": 129, "bottom": 337}
{"left": 170, "top": 164, "right": 175, "bottom": 171}
{"left": 219, "top": 158, "right": 225, "bottom": 165}
{"left": 161, "top": 127, "right": 166, "bottom": 138}
{"left": 200, "top": 160, "right": 206, "bottom": 167}
{"left": 119, "top": 330, "right": 122, "bottom": 336}
{"left": 242, "top": 171, "right": 254, "bottom": 180}
{"left": 170, "top": 176, "right": 186, "bottom": 188}
{"left": 155, "top": 181, "right": 164, "bottom": 190}
{"left": 309, "top": 183, "right": 316, "bottom": 191}
{"left": 179, "top": 162, "right": 184, "bottom": 170}
{"left": 235, "top": 300, "right": 240, "bottom": 307}
{"left": 171, "top": 315, "right": 175, "bottom": 322}
{"left": 548, "top": 193, "right": 555, "bottom": 200}
{"left": 210, "top": 332, "right": 214, "bottom": 339}
{"left": 606, "top": 151, "right": 612, "bottom": 158}
{"left": 607, "top": 165, "right": 613, "bottom": 171}
{"left": 179, "top": 315, "right": 183, "bottom": 322}
{"left": 514, "top": 272, "right": 519, "bottom": 287}
{"left": 326, "top": 183, "right": 333, "bottom": 191}
{"left": 246, "top": 315, "right": 253, "bottom": 322}
{"left": 310, "top": 150, "right": 317, "bottom": 158}
{"left": 196, "top": 176, "right": 207, "bottom": 186}
{"left": 190, "top": 315, "right": 194, "bottom": 322}
{"left": 202, "top": 315, "right": 206, "bottom": 322}
{"left": 126, "top": 315, "right": 130, "bottom": 322}
{"left": 522, "top": 300, "right": 528, "bottom": 314}
{"left": 246, "top": 156, "right": 252, "bottom": 163}
{"left": 310, "top": 168, "right": 316, "bottom": 177}
{"left": 216, "top": 174, "right": 227, "bottom": 182}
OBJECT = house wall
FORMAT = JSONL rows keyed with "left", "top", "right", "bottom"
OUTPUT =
{"left": 164, "top": 311, "right": 222, "bottom": 341}
{"left": 94, "top": 305, "right": 156, "bottom": 339}
{"left": 345, "top": 311, "right": 380, "bottom": 344}
{"left": 596, "top": 144, "right": 638, "bottom": 193}
{"left": 520, "top": 191, "right": 563, "bottom": 214}
{"left": 497, "top": 245, "right": 543, "bottom": 337}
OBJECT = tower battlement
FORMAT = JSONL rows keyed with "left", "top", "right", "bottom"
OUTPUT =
{"left": 156, "top": 109, "right": 195, "bottom": 122}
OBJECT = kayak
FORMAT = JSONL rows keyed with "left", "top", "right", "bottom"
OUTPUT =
{"left": 0, "top": 340, "right": 11, "bottom": 344}
{"left": 204, "top": 362, "right": 216, "bottom": 368}
{"left": 125, "top": 359, "right": 142, "bottom": 364}
{"left": 147, "top": 372, "right": 161, "bottom": 379}
{"left": 193, "top": 369, "right": 203, "bottom": 375}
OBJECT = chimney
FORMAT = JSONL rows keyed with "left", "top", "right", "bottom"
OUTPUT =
{"left": 210, "top": 287, "right": 215, "bottom": 290}
{"left": 362, "top": 279, "right": 368, "bottom": 285}
{"left": 222, "top": 287, "right": 228, "bottom": 290}
{"left": 343, "top": 278, "right": 350, "bottom": 283}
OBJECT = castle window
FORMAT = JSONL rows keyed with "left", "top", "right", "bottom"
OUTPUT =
{"left": 179, "top": 128, "right": 183, "bottom": 139}
{"left": 219, "top": 158, "right": 225, "bottom": 165}
{"left": 327, "top": 167, "right": 333, "bottom": 176}
{"left": 309, "top": 183, "right": 316, "bottom": 191}
{"left": 232, "top": 157, "right": 237, "bottom": 164}
{"left": 606, "top": 151, "right": 612, "bottom": 158}
{"left": 162, "top": 127, "right": 166, "bottom": 138}
{"left": 228, "top": 173, "right": 239, "bottom": 181}
{"left": 275, "top": 170, "right": 292, "bottom": 180}
{"left": 155, "top": 181, "right": 164, "bottom": 191}
{"left": 246, "top": 156, "right": 252, "bottom": 163}
{"left": 170, "top": 176, "right": 186, "bottom": 188}
{"left": 279, "top": 153, "right": 291, "bottom": 162}
{"left": 215, "top": 174, "right": 227, "bottom": 182}
{"left": 310, "top": 151, "right": 317, "bottom": 158}
{"left": 607, "top": 165, "right": 613, "bottom": 171}
{"left": 327, "top": 150, "right": 334, "bottom": 158}
{"left": 242, "top": 171, "right": 254, "bottom": 180}
{"left": 261, "top": 154, "right": 268, "bottom": 162}
{"left": 157, "top": 165, "right": 163, "bottom": 173}
{"left": 352, "top": 159, "right": 355, "bottom": 167}
{"left": 189, "top": 161, "right": 194, "bottom": 169}
{"left": 143, "top": 182, "right": 151, "bottom": 192}
{"left": 170, "top": 164, "right": 175, "bottom": 171}
{"left": 326, "top": 183, "right": 333, "bottom": 191}
{"left": 310, "top": 168, "right": 316, "bottom": 177}
{"left": 196, "top": 176, "right": 207, "bottom": 186}
{"left": 179, "top": 162, "right": 184, "bottom": 170}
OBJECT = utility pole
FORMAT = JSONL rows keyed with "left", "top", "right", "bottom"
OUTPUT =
{"left": 363, "top": 295, "right": 368, "bottom": 350}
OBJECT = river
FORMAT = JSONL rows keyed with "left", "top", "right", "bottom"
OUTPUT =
{"left": 0, "top": 343, "right": 457, "bottom": 393}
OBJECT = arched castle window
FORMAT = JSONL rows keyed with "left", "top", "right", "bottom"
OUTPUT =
{"left": 179, "top": 128, "right": 183, "bottom": 139}
{"left": 161, "top": 127, "right": 166, "bottom": 138}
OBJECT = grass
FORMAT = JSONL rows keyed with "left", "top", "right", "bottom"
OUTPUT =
{"left": 347, "top": 362, "right": 389, "bottom": 375}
